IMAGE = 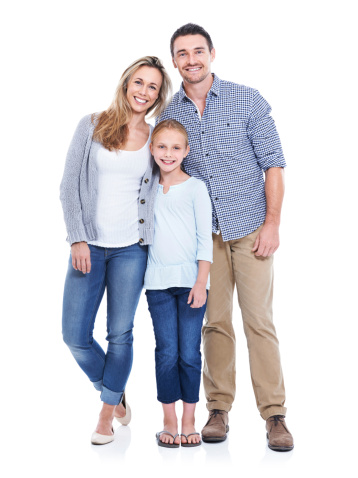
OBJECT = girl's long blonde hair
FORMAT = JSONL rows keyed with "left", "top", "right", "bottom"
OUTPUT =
{"left": 92, "top": 56, "right": 172, "bottom": 151}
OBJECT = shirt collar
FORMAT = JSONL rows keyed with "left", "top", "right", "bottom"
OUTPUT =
{"left": 178, "top": 73, "right": 221, "bottom": 102}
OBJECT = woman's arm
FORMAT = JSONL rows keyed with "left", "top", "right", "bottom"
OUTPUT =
{"left": 60, "top": 115, "right": 93, "bottom": 273}
{"left": 71, "top": 241, "right": 91, "bottom": 274}
{"left": 60, "top": 115, "right": 92, "bottom": 245}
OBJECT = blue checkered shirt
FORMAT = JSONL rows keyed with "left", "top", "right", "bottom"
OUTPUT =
{"left": 156, "top": 74, "right": 286, "bottom": 241}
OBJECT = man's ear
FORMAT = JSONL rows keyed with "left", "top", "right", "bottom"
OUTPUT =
{"left": 172, "top": 57, "right": 178, "bottom": 69}
{"left": 210, "top": 48, "right": 216, "bottom": 63}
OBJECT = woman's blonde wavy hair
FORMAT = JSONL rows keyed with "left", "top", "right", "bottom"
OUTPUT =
{"left": 92, "top": 56, "right": 172, "bottom": 151}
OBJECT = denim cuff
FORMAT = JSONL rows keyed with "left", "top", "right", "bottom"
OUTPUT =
{"left": 92, "top": 379, "right": 103, "bottom": 392}
{"left": 158, "top": 395, "right": 182, "bottom": 404}
{"left": 181, "top": 397, "right": 199, "bottom": 404}
{"left": 101, "top": 386, "right": 123, "bottom": 406}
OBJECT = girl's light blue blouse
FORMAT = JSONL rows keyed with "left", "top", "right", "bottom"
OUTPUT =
{"left": 144, "top": 177, "right": 213, "bottom": 290}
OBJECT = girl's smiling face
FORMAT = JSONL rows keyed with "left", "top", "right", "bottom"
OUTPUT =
{"left": 150, "top": 128, "right": 190, "bottom": 173}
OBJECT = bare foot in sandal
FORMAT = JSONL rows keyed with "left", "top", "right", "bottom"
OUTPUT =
{"left": 181, "top": 402, "right": 201, "bottom": 445}
{"left": 181, "top": 424, "right": 201, "bottom": 445}
{"left": 158, "top": 403, "right": 180, "bottom": 446}
{"left": 157, "top": 426, "right": 180, "bottom": 446}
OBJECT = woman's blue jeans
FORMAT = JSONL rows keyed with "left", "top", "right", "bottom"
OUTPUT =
{"left": 62, "top": 243, "right": 147, "bottom": 405}
{"left": 145, "top": 287, "right": 207, "bottom": 404}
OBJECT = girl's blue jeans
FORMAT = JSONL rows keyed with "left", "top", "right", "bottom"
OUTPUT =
{"left": 62, "top": 243, "right": 147, "bottom": 405}
{"left": 145, "top": 287, "right": 207, "bottom": 404}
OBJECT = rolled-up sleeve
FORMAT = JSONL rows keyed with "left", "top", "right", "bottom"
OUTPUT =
{"left": 193, "top": 181, "right": 213, "bottom": 263}
{"left": 247, "top": 90, "right": 286, "bottom": 171}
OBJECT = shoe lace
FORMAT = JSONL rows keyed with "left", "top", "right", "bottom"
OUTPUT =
{"left": 205, "top": 409, "right": 224, "bottom": 426}
{"left": 269, "top": 415, "right": 289, "bottom": 433}
{"left": 211, "top": 410, "right": 223, "bottom": 418}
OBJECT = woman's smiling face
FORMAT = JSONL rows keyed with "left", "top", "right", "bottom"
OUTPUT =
{"left": 126, "top": 66, "right": 163, "bottom": 113}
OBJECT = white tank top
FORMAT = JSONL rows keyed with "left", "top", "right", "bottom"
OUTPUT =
{"left": 88, "top": 125, "right": 153, "bottom": 247}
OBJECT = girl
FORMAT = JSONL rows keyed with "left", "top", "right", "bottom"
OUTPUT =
{"left": 60, "top": 57, "right": 171, "bottom": 445}
{"left": 144, "top": 120, "right": 213, "bottom": 448}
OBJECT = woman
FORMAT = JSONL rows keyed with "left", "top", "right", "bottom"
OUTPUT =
{"left": 60, "top": 56, "right": 171, "bottom": 445}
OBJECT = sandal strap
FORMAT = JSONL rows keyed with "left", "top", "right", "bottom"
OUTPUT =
{"left": 180, "top": 432, "right": 201, "bottom": 442}
{"left": 157, "top": 430, "right": 178, "bottom": 440}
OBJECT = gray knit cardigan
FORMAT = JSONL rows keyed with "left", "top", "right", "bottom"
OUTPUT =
{"left": 60, "top": 114, "right": 160, "bottom": 246}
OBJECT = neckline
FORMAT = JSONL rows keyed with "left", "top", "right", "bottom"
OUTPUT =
{"left": 118, "top": 124, "right": 152, "bottom": 153}
{"left": 158, "top": 177, "right": 193, "bottom": 195}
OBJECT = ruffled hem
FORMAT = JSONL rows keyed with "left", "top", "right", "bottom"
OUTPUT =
{"left": 144, "top": 262, "right": 210, "bottom": 290}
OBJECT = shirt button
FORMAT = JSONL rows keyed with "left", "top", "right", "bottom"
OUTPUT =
{"left": 140, "top": 199, "right": 145, "bottom": 204}
{"left": 144, "top": 178, "right": 149, "bottom": 183}
{"left": 215, "top": 197, "right": 218, "bottom": 200}
{"left": 202, "top": 131, "right": 205, "bottom": 134}
{"left": 227, "top": 123, "right": 230, "bottom": 127}
{"left": 139, "top": 238, "right": 144, "bottom": 244}
{"left": 206, "top": 153, "right": 209, "bottom": 157}
{"left": 210, "top": 175, "right": 213, "bottom": 179}
{"left": 139, "top": 219, "right": 144, "bottom": 224}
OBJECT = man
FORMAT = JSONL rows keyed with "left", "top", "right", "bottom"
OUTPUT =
{"left": 157, "top": 23, "right": 293, "bottom": 451}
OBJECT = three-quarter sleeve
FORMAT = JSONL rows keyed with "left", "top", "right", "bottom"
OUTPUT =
{"left": 193, "top": 181, "right": 213, "bottom": 263}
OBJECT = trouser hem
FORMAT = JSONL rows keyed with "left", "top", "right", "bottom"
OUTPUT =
{"left": 100, "top": 386, "right": 123, "bottom": 406}
{"left": 206, "top": 400, "right": 232, "bottom": 412}
{"left": 261, "top": 406, "right": 287, "bottom": 421}
{"left": 92, "top": 379, "right": 103, "bottom": 392}
{"left": 182, "top": 397, "right": 199, "bottom": 404}
{"left": 158, "top": 396, "right": 182, "bottom": 404}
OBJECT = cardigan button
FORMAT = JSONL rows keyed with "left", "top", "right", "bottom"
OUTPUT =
{"left": 144, "top": 178, "right": 149, "bottom": 183}
{"left": 139, "top": 219, "right": 144, "bottom": 224}
{"left": 140, "top": 199, "right": 145, "bottom": 204}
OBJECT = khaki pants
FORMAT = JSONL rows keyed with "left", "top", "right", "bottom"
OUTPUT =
{"left": 202, "top": 225, "right": 287, "bottom": 420}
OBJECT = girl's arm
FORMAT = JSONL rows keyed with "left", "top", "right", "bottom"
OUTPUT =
{"left": 187, "top": 180, "right": 213, "bottom": 308}
{"left": 187, "top": 260, "right": 211, "bottom": 308}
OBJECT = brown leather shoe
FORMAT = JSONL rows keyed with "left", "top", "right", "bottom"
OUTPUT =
{"left": 266, "top": 415, "right": 294, "bottom": 451}
{"left": 201, "top": 410, "right": 229, "bottom": 443}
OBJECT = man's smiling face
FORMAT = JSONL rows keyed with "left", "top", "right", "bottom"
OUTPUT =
{"left": 172, "top": 34, "right": 215, "bottom": 85}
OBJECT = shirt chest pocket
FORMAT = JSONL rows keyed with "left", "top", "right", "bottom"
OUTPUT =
{"left": 213, "top": 118, "right": 248, "bottom": 157}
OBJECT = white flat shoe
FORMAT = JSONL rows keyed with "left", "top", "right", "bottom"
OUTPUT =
{"left": 91, "top": 428, "right": 114, "bottom": 445}
{"left": 115, "top": 393, "right": 131, "bottom": 426}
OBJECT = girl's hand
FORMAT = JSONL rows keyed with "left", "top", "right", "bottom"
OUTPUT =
{"left": 71, "top": 242, "right": 91, "bottom": 274}
{"left": 187, "top": 282, "right": 207, "bottom": 308}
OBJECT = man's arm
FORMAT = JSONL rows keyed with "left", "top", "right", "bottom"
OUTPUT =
{"left": 252, "top": 167, "right": 285, "bottom": 257}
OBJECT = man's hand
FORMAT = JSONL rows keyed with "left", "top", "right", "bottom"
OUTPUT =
{"left": 252, "top": 223, "right": 280, "bottom": 257}
{"left": 187, "top": 282, "right": 207, "bottom": 308}
{"left": 71, "top": 241, "right": 91, "bottom": 274}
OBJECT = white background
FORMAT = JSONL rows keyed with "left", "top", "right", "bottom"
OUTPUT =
{"left": 1, "top": 0, "right": 357, "bottom": 477}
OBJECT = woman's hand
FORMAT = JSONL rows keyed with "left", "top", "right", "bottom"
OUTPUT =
{"left": 187, "top": 282, "right": 207, "bottom": 308}
{"left": 71, "top": 242, "right": 91, "bottom": 274}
